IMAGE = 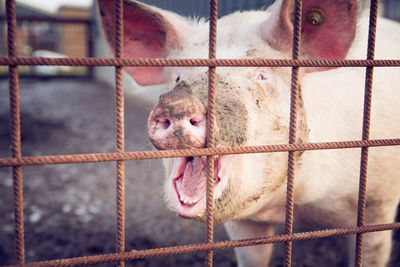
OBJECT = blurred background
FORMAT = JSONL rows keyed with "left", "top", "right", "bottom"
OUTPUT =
{"left": 0, "top": 0, "right": 399, "bottom": 266}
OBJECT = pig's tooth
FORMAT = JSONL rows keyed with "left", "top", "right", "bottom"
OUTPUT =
{"left": 181, "top": 197, "right": 189, "bottom": 205}
{"left": 179, "top": 194, "right": 201, "bottom": 205}
{"left": 192, "top": 197, "right": 200, "bottom": 203}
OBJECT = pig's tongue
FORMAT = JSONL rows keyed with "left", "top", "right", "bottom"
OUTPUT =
{"left": 178, "top": 157, "right": 206, "bottom": 201}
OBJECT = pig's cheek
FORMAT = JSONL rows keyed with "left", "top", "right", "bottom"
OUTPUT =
{"left": 214, "top": 98, "right": 249, "bottom": 147}
{"left": 217, "top": 155, "right": 238, "bottom": 187}
{"left": 163, "top": 158, "right": 184, "bottom": 210}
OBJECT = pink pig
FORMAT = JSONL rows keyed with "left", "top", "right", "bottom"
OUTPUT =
{"left": 98, "top": 0, "right": 400, "bottom": 266}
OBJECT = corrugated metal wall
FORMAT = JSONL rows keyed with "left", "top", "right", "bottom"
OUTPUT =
{"left": 384, "top": 0, "right": 400, "bottom": 21}
{"left": 140, "top": 0, "right": 400, "bottom": 21}
{"left": 140, "top": 0, "right": 275, "bottom": 18}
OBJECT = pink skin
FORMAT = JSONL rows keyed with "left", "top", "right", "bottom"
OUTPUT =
{"left": 98, "top": 0, "right": 181, "bottom": 85}
{"left": 262, "top": 0, "right": 357, "bottom": 73}
{"left": 167, "top": 156, "right": 232, "bottom": 218}
{"left": 148, "top": 113, "right": 206, "bottom": 150}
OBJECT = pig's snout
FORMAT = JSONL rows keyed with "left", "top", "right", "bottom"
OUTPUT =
{"left": 147, "top": 87, "right": 207, "bottom": 150}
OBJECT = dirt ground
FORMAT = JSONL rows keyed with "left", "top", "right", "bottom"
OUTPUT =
{"left": 0, "top": 79, "right": 398, "bottom": 266}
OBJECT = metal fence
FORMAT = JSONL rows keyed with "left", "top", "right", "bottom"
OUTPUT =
{"left": 1, "top": 0, "right": 400, "bottom": 266}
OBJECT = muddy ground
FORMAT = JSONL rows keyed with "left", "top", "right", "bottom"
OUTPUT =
{"left": 0, "top": 79, "right": 398, "bottom": 266}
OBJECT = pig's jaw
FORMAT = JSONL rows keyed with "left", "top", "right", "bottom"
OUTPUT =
{"left": 168, "top": 156, "right": 228, "bottom": 218}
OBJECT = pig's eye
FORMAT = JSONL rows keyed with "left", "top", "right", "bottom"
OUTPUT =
{"left": 258, "top": 74, "right": 266, "bottom": 80}
{"left": 175, "top": 75, "right": 181, "bottom": 83}
{"left": 306, "top": 8, "right": 326, "bottom": 26}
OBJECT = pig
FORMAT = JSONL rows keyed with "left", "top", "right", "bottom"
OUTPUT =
{"left": 98, "top": 0, "right": 400, "bottom": 266}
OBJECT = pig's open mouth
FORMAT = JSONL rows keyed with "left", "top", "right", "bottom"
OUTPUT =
{"left": 168, "top": 156, "right": 228, "bottom": 218}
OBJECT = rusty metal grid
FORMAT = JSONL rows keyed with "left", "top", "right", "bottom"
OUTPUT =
{"left": 1, "top": 0, "right": 400, "bottom": 266}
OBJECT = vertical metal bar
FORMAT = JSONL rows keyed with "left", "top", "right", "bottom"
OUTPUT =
{"left": 355, "top": 0, "right": 378, "bottom": 266}
{"left": 205, "top": 0, "right": 218, "bottom": 266}
{"left": 6, "top": 0, "right": 25, "bottom": 264}
{"left": 114, "top": 0, "right": 125, "bottom": 266}
{"left": 87, "top": 20, "right": 94, "bottom": 79}
{"left": 284, "top": 0, "right": 302, "bottom": 266}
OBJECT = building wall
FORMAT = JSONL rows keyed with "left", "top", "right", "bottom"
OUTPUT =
{"left": 0, "top": 0, "right": 57, "bottom": 56}
{"left": 59, "top": 6, "right": 90, "bottom": 57}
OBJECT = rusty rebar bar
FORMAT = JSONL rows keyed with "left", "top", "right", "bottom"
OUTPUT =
{"left": 6, "top": 0, "right": 25, "bottom": 264}
{"left": 2, "top": 222, "right": 399, "bottom": 267}
{"left": 1, "top": 138, "right": 399, "bottom": 168}
{"left": 355, "top": 0, "right": 379, "bottom": 266}
{"left": 284, "top": 0, "right": 303, "bottom": 266}
{"left": 114, "top": 0, "right": 126, "bottom": 266}
{"left": 0, "top": 16, "right": 91, "bottom": 23}
{"left": 0, "top": 57, "right": 399, "bottom": 67}
{"left": 205, "top": 0, "right": 219, "bottom": 265}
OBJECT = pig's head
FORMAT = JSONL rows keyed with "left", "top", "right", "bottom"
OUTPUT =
{"left": 98, "top": 0, "right": 358, "bottom": 222}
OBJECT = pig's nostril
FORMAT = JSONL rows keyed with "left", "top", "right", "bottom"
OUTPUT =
{"left": 157, "top": 118, "right": 171, "bottom": 129}
{"left": 190, "top": 118, "right": 202, "bottom": 127}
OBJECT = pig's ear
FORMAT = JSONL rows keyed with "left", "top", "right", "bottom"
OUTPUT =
{"left": 260, "top": 0, "right": 358, "bottom": 71}
{"left": 98, "top": 0, "right": 189, "bottom": 85}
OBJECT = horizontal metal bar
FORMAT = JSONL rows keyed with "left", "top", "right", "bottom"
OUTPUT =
{"left": 0, "top": 75, "right": 90, "bottom": 80}
{"left": 0, "top": 57, "right": 399, "bottom": 67}
{"left": 3, "top": 222, "right": 399, "bottom": 267}
{"left": 0, "top": 16, "right": 91, "bottom": 23}
{"left": 0, "top": 138, "right": 399, "bottom": 167}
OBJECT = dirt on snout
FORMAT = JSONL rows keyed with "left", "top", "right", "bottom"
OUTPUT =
{"left": 0, "top": 79, "right": 398, "bottom": 266}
